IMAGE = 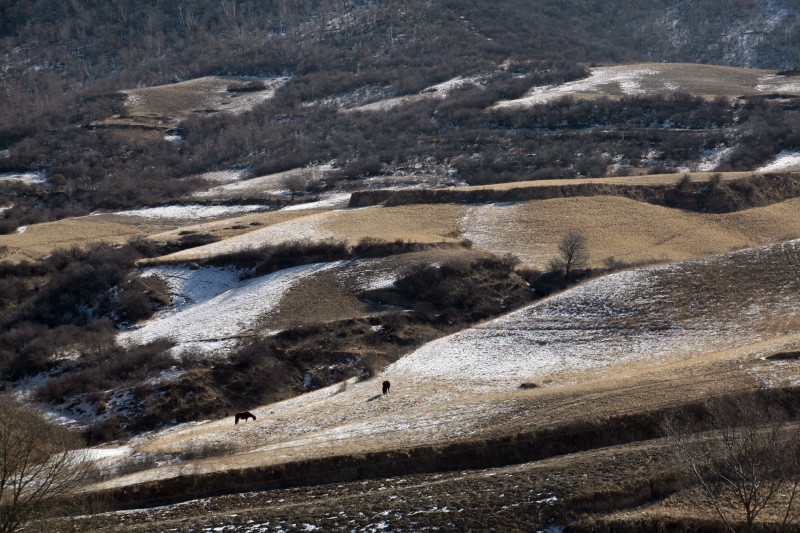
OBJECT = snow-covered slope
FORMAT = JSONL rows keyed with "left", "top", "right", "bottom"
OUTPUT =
{"left": 118, "top": 263, "right": 338, "bottom": 354}
{"left": 90, "top": 239, "right": 800, "bottom": 492}
{"left": 495, "top": 63, "right": 800, "bottom": 108}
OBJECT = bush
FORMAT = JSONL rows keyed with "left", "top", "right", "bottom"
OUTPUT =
{"left": 226, "top": 80, "right": 266, "bottom": 93}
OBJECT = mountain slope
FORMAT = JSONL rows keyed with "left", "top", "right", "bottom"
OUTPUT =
{"left": 85, "top": 240, "right": 799, "bottom": 500}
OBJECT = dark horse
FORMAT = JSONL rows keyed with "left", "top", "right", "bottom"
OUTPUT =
{"left": 234, "top": 411, "right": 256, "bottom": 424}
{"left": 382, "top": 380, "right": 391, "bottom": 395}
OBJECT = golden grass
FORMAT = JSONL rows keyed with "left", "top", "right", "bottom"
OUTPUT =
{"left": 455, "top": 171, "right": 753, "bottom": 191}
{"left": 122, "top": 77, "right": 236, "bottom": 121}
{"left": 96, "top": 76, "right": 287, "bottom": 138}
{"left": 146, "top": 209, "right": 330, "bottom": 244}
{"left": 7, "top": 180, "right": 799, "bottom": 271}
{"left": 149, "top": 194, "right": 800, "bottom": 269}
{"left": 0, "top": 214, "right": 177, "bottom": 262}
{"left": 461, "top": 196, "right": 800, "bottom": 268}
{"left": 496, "top": 62, "right": 800, "bottom": 107}
{"left": 152, "top": 203, "right": 466, "bottom": 263}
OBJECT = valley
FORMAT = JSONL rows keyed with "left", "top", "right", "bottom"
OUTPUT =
{"left": 2, "top": 1, "right": 800, "bottom": 531}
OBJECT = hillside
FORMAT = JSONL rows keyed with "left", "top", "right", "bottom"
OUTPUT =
{"left": 44, "top": 239, "right": 800, "bottom": 530}
{"left": 3, "top": 1, "right": 800, "bottom": 530}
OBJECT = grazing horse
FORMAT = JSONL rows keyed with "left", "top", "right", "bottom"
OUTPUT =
{"left": 382, "top": 380, "right": 391, "bottom": 395}
{"left": 234, "top": 411, "right": 256, "bottom": 424}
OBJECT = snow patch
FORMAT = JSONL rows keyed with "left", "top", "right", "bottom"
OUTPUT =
{"left": 280, "top": 193, "right": 351, "bottom": 211}
{"left": 696, "top": 147, "right": 734, "bottom": 172}
{"left": 118, "top": 263, "right": 339, "bottom": 355}
{"left": 0, "top": 171, "right": 47, "bottom": 185}
{"left": 389, "top": 242, "right": 800, "bottom": 390}
{"left": 757, "top": 151, "right": 800, "bottom": 172}
{"left": 139, "top": 265, "right": 243, "bottom": 312}
{"left": 111, "top": 204, "right": 268, "bottom": 220}
{"left": 346, "top": 75, "right": 483, "bottom": 113}
{"left": 197, "top": 170, "right": 250, "bottom": 184}
{"left": 495, "top": 66, "right": 662, "bottom": 108}
{"left": 195, "top": 165, "right": 333, "bottom": 199}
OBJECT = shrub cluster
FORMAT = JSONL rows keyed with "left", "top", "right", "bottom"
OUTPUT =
{"left": 0, "top": 243, "right": 173, "bottom": 380}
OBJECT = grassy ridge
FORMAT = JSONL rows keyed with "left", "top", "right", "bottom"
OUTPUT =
{"left": 350, "top": 172, "right": 800, "bottom": 213}
{"left": 88, "top": 386, "right": 800, "bottom": 513}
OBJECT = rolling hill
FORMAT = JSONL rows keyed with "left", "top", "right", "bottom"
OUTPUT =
{"left": 44, "top": 238, "right": 800, "bottom": 531}
{"left": 3, "top": 1, "right": 800, "bottom": 531}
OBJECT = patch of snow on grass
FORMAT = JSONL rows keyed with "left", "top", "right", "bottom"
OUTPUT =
{"left": 211, "top": 76, "right": 290, "bottom": 115}
{"left": 118, "top": 262, "right": 338, "bottom": 355}
{"left": 389, "top": 243, "right": 800, "bottom": 390}
{"left": 166, "top": 212, "right": 335, "bottom": 259}
{"left": 756, "top": 74, "right": 800, "bottom": 93}
{"left": 280, "top": 193, "right": 351, "bottom": 211}
{"left": 696, "top": 147, "right": 734, "bottom": 171}
{"left": 423, "top": 75, "right": 483, "bottom": 95}
{"left": 347, "top": 76, "right": 483, "bottom": 113}
{"left": 195, "top": 165, "right": 333, "bottom": 199}
{"left": 495, "top": 66, "right": 662, "bottom": 108}
{"left": 16, "top": 225, "right": 27, "bottom": 234}
{"left": 112, "top": 204, "right": 268, "bottom": 220}
{"left": 757, "top": 151, "right": 800, "bottom": 172}
{"left": 140, "top": 265, "right": 243, "bottom": 312}
{"left": 460, "top": 203, "right": 552, "bottom": 268}
{"left": 0, "top": 171, "right": 47, "bottom": 185}
{"left": 198, "top": 169, "right": 250, "bottom": 183}
{"left": 80, "top": 446, "right": 134, "bottom": 462}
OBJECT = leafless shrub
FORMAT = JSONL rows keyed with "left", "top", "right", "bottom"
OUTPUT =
{"left": 110, "top": 453, "right": 161, "bottom": 478}
{"left": 357, "top": 355, "right": 389, "bottom": 381}
{"left": 0, "top": 395, "right": 91, "bottom": 533}
{"left": 226, "top": 80, "right": 266, "bottom": 93}
{"left": 283, "top": 172, "right": 312, "bottom": 199}
{"left": 549, "top": 229, "right": 589, "bottom": 280}
{"left": 662, "top": 395, "right": 800, "bottom": 532}
{"left": 180, "top": 441, "right": 233, "bottom": 462}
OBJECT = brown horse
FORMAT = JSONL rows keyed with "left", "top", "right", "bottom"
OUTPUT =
{"left": 234, "top": 411, "right": 256, "bottom": 424}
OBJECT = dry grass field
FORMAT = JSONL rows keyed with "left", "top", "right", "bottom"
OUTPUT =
{"left": 147, "top": 192, "right": 800, "bottom": 272}
{"left": 0, "top": 208, "right": 276, "bottom": 263}
{"left": 4, "top": 171, "right": 793, "bottom": 266}
{"left": 95, "top": 76, "right": 288, "bottom": 140}
{"left": 495, "top": 62, "right": 800, "bottom": 108}
{"left": 0, "top": 214, "right": 174, "bottom": 262}
{"left": 52, "top": 241, "right": 800, "bottom": 531}
{"left": 79, "top": 240, "right": 799, "bottom": 504}
{"left": 456, "top": 171, "right": 753, "bottom": 191}
{"left": 462, "top": 195, "right": 800, "bottom": 268}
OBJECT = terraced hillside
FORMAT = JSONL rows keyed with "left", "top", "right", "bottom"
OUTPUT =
{"left": 44, "top": 238, "right": 799, "bottom": 531}
{"left": 5, "top": 2, "right": 800, "bottom": 530}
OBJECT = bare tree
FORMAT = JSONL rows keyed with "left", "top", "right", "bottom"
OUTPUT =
{"left": 549, "top": 229, "right": 589, "bottom": 280}
{"left": 663, "top": 396, "right": 800, "bottom": 533}
{"left": 0, "top": 396, "right": 91, "bottom": 533}
{"left": 284, "top": 171, "right": 312, "bottom": 200}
